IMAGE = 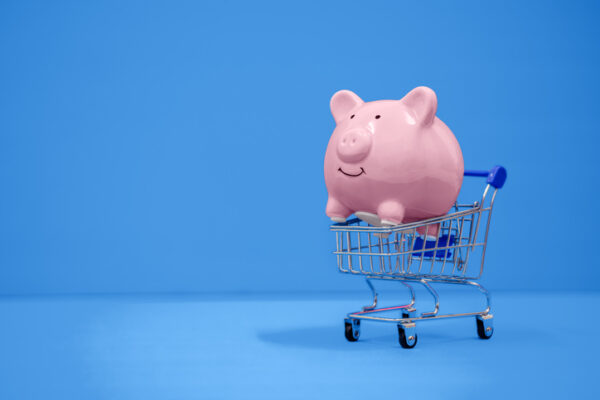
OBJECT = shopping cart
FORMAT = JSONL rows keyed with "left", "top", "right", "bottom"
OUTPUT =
{"left": 331, "top": 166, "right": 507, "bottom": 348}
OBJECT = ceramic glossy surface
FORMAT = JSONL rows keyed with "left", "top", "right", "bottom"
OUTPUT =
{"left": 324, "top": 87, "right": 464, "bottom": 235}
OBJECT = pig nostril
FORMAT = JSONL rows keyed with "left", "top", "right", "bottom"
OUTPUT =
{"left": 337, "top": 130, "right": 371, "bottom": 162}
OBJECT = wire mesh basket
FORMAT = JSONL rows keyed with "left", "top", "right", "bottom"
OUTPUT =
{"left": 332, "top": 197, "right": 493, "bottom": 281}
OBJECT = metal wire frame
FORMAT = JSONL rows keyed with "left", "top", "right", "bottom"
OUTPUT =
{"left": 346, "top": 276, "right": 491, "bottom": 323}
{"left": 331, "top": 183, "right": 500, "bottom": 325}
{"left": 331, "top": 184, "right": 499, "bottom": 281}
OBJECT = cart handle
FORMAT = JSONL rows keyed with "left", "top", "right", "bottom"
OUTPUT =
{"left": 464, "top": 165, "right": 507, "bottom": 189}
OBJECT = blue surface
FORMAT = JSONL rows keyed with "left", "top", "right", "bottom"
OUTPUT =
{"left": 0, "top": 291, "right": 598, "bottom": 399}
{"left": 1, "top": 0, "right": 600, "bottom": 294}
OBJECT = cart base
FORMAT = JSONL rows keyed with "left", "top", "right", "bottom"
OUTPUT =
{"left": 343, "top": 276, "right": 494, "bottom": 348}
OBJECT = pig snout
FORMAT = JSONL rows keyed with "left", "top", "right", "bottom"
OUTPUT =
{"left": 336, "top": 129, "right": 372, "bottom": 163}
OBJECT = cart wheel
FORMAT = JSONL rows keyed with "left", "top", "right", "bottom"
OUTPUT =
{"left": 397, "top": 323, "right": 417, "bottom": 349}
{"left": 476, "top": 314, "right": 494, "bottom": 339}
{"left": 344, "top": 319, "right": 360, "bottom": 342}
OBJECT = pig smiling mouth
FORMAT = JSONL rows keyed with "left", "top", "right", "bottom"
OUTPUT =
{"left": 338, "top": 167, "right": 365, "bottom": 177}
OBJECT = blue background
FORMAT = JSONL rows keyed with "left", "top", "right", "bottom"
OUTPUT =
{"left": 1, "top": 0, "right": 599, "bottom": 294}
{"left": 2, "top": 1, "right": 600, "bottom": 399}
{"left": 3, "top": 0, "right": 600, "bottom": 295}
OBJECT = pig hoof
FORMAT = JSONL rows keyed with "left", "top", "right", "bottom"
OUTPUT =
{"left": 381, "top": 219, "right": 400, "bottom": 227}
{"left": 375, "top": 220, "right": 396, "bottom": 238}
{"left": 330, "top": 216, "right": 347, "bottom": 223}
{"left": 355, "top": 212, "right": 394, "bottom": 238}
{"left": 355, "top": 212, "right": 382, "bottom": 226}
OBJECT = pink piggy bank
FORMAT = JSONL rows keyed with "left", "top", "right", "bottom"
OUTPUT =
{"left": 324, "top": 86, "right": 464, "bottom": 237}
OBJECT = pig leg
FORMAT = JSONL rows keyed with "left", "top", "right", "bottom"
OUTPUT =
{"left": 326, "top": 197, "right": 352, "bottom": 222}
{"left": 377, "top": 200, "right": 406, "bottom": 226}
{"left": 417, "top": 223, "right": 440, "bottom": 239}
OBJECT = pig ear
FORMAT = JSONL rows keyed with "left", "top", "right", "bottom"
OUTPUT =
{"left": 400, "top": 86, "right": 437, "bottom": 126}
{"left": 330, "top": 90, "right": 364, "bottom": 124}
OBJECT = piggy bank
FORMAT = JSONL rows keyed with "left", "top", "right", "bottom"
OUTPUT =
{"left": 324, "top": 86, "right": 464, "bottom": 237}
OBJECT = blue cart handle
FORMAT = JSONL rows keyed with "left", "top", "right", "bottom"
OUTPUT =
{"left": 464, "top": 165, "right": 507, "bottom": 189}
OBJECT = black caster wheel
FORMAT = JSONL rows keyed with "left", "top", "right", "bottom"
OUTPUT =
{"left": 397, "top": 324, "right": 417, "bottom": 349}
{"left": 344, "top": 319, "right": 360, "bottom": 342}
{"left": 476, "top": 315, "right": 494, "bottom": 339}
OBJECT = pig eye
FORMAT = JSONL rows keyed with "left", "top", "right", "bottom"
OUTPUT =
{"left": 350, "top": 114, "right": 355, "bottom": 119}
{"left": 375, "top": 115, "right": 381, "bottom": 119}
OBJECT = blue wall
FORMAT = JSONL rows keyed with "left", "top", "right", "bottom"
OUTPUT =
{"left": 1, "top": 0, "right": 599, "bottom": 294}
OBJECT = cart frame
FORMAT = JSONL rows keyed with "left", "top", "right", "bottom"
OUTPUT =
{"left": 330, "top": 166, "right": 507, "bottom": 348}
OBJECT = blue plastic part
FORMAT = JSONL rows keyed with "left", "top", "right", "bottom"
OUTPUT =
{"left": 464, "top": 166, "right": 507, "bottom": 189}
{"left": 486, "top": 165, "right": 507, "bottom": 189}
{"left": 464, "top": 170, "right": 488, "bottom": 177}
{"left": 412, "top": 234, "right": 455, "bottom": 258}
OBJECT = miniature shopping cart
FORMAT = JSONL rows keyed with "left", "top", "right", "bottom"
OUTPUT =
{"left": 331, "top": 166, "right": 507, "bottom": 348}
